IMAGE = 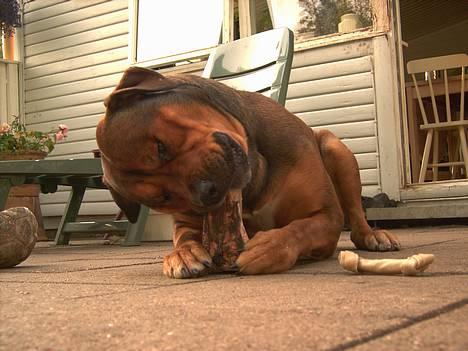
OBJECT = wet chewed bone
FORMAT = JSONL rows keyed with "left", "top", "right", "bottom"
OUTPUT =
{"left": 202, "top": 191, "right": 249, "bottom": 272}
{"left": 338, "top": 250, "right": 435, "bottom": 276}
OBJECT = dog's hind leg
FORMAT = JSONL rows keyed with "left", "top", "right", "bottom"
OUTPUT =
{"left": 314, "top": 129, "right": 400, "bottom": 251}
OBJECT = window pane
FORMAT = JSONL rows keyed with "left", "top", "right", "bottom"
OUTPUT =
{"left": 268, "top": 0, "right": 373, "bottom": 40}
{"left": 136, "top": 0, "right": 224, "bottom": 62}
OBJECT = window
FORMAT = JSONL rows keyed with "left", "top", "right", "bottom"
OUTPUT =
{"left": 131, "top": 0, "right": 375, "bottom": 67}
{"left": 268, "top": 0, "right": 373, "bottom": 41}
{"left": 134, "top": 0, "right": 224, "bottom": 64}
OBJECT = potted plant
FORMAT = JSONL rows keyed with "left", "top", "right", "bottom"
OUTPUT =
{"left": 0, "top": 116, "right": 68, "bottom": 159}
{"left": 0, "top": 0, "right": 22, "bottom": 60}
{"left": 0, "top": 116, "right": 68, "bottom": 240}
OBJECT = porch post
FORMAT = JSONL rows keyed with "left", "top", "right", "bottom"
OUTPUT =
{"left": 373, "top": 34, "right": 403, "bottom": 201}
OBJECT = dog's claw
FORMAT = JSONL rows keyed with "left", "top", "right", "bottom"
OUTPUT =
{"left": 351, "top": 229, "right": 401, "bottom": 252}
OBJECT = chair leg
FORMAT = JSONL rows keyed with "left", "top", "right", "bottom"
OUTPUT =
{"left": 458, "top": 126, "right": 468, "bottom": 178}
{"left": 419, "top": 129, "right": 434, "bottom": 183}
{"left": 121, "top": 205, "right": 150, "bottom": 246}
{"left": 432, "top": 130, "right": 439, "bottom": 181}
{"left": 448, "top": 132, "right": 458, "bottom": 179}
{"left": 54, "top": 185, "right": 86, "bottom": 245}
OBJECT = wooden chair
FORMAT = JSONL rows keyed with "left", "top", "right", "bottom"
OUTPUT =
{"left": 407, "top": 54, "right": 468, "bottom": 183}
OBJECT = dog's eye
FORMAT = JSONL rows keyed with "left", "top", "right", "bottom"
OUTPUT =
{"left": 156, "top": 139, "right": 171, "bottom": 162}
{"left": 154, "top": 191, "right": 171, "bottom": 204}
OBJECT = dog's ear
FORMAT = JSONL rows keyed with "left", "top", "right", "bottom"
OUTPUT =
{"left": 107, "top": 185, "right": 141, "bottom": 223}
{"left": 104, "top": 67, "right": 181, "bottom": 114}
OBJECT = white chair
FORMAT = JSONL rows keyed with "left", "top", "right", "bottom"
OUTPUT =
{"left": 407, "top": 54, "right": 468, "bottom": 183}
{"left": 202, "top": 27, "right": 294, "bottom": 106}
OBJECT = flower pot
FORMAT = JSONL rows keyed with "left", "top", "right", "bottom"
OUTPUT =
{"left": 2, "top": 32, "right": 15, "bottom": 61}
{"left": 0, "top": 151, "right": 48, "bottom": 241}
{"left": 338, "top": 13, "right": 362, "bottom": 33}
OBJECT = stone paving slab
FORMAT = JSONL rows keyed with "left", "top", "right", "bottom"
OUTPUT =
{"left": 0, "top": 226, "right": 467, "bottom": 351}
{"left": 1, "top": 274, "right": 467, "bottom": 351}
{"left": 353, "top": 305, "right": 468, "bottom": 351}
{"left": 0, "top": 241, "right": 169, "bottom": 273}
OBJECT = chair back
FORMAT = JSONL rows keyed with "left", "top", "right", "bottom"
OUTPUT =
{"left": 202, "top": 28, "right": 294, "bottom": 106}
{"left": 407, "top": 54, "right": 468, "bottom": 125}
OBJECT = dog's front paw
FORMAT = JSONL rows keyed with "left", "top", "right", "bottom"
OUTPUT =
{"left": 163, "top": 241, "right": 212, "bottom": 279}
{"left": 236, "top": 229, "right": 299, "bottom": 275}
{"left": 351, "top": 229, "right": 401, "bottom": 251}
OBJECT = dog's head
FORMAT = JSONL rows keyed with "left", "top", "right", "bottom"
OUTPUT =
{"left": 96, "top": 67, "right": 251, "bottom": 221}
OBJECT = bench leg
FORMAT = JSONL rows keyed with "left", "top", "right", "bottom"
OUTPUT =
{"left": 0, "top": 178, "right": 12, "bottom": 210}
{"left": 54, "top": 185, "right": 86, "bottom": 245}
{"left": 121, "top": 205, "right": 150, "bottom": 246}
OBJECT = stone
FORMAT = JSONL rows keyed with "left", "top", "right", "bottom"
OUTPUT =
{"left": 0, "top": 207, "right": 38, "bottom": 268}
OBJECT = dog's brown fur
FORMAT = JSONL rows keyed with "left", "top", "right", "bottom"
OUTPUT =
{"left": 97, "top": 67, "right": 400, "bottom": 279}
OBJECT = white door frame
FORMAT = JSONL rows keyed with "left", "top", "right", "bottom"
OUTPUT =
{"left": 390, "top": 0, "right": 468, "bottom": 202}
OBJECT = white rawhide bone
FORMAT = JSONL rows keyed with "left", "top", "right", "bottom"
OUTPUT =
{"left": 338, "top": 251, "right": 435, "bottom": 276}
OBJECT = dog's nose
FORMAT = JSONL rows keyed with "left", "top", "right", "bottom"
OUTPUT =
{"left": 194, "top": 180, "right": 222, "bottom": 207}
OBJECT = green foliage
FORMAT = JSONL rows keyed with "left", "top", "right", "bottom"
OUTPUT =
{"left": 315, "top": 0, "right": 353, "bottom": 36}
{"left": 0, "top": 116, "right": 68, "bottom": 155}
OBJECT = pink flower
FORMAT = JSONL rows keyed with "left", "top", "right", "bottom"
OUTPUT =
{"left": 58, "top": 124, "right": 69, "bottom": 137}
{"left": 1, "top": 123, "right": 11, "bottom": 134}
{"left": 55, "top": 131, "right": 65, "bottom": 141}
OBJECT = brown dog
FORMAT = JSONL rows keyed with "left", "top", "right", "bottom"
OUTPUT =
{"left": 96, "top": 67, "right": 400, "bottom": 279}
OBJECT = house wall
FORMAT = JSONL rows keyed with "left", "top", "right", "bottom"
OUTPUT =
{"left": 287, "top": 40, "right": 380, "bottom": 197}
{"left": 23, "top": 0, "right": 129, "bottom": 220}
{"left": 22, "top": 1, "right": 382, "bottom": 234}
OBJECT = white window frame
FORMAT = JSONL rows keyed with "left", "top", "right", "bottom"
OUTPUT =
{"left": 129, "top": 0, "right": 259, "bottom": 69}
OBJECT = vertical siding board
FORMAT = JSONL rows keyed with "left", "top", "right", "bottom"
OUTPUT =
{"left": 0, "top": 63, "right": 7, "bottom": 121}
{"left": 0, "top": 61, "right": 20, "bottom": 123}
{"left": 7, "top": 64, "right": 20, "bottom": 118}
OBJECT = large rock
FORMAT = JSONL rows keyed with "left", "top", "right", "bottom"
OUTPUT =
{"left": 0, "top": 207, "right": 38, "bottom": 268}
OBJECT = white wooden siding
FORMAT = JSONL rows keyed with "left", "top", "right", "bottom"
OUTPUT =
{"left": 23, "top": 0, "right": 128, "bottom": 217}
{"left": 0, "top": 60, "right": 20, "bottom": 124}
{"left": 285, "top": 40, "right": 380, "bottom": 196}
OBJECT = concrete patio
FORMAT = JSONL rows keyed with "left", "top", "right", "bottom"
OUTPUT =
{"left": 1, "top": 225, "right": 467, "bottom": 351}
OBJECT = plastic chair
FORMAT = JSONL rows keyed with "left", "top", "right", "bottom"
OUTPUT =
{"left": 407, "top": 54, "right": 468, "bottom": 182}
{"left": 203, "top": 27, "right": 294, "bottom": 106}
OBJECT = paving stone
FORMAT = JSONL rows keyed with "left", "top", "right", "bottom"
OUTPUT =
{"left": 0, "top": 226, "right": 467, "bottom": 351}
{"left": 352, "top": 305, "right": 468, "bottom": 351}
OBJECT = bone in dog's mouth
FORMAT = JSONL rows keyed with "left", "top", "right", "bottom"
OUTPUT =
{"left": 202, "top": 190, "right": 249, "bottom": 272}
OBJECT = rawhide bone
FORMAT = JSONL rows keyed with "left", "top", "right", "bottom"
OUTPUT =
{"left": 202, "top": 191, "right": 249, "bottom": 272}
{"left": 338, "top": 251, "right": 435, "bottom": 276}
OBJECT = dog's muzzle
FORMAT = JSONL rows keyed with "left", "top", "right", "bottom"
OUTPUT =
{"left": 191, "top": 132, "right": 250, "bottom": 209}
